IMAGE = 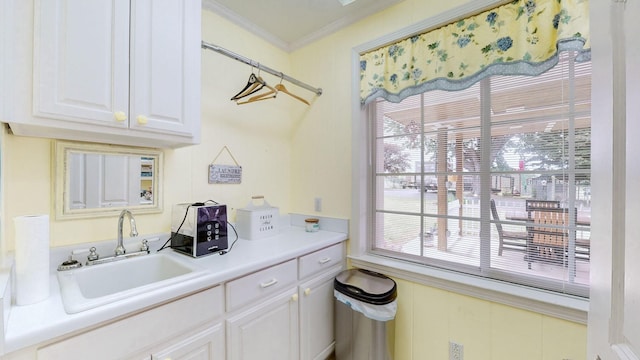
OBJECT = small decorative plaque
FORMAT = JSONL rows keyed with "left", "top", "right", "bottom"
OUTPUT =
{"left": 209, "top": 164, "right": 242, "bottom": 184}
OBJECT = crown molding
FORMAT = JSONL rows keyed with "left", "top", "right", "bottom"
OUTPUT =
{"left": 202, "top": 0, "right": 290, "bottom": 51}
{"left": 202, "top": 0, "right": 404, "bottom": 52}
{"left": 288, "top": 0, "right": 403, "bottom": 51}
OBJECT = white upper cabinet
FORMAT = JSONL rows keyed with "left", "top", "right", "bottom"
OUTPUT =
{"left": 129, "top": 0, "right": 201, "bottom": 137}
{"left": 34, "top": 0, "right": 130, "bottom": 128}
{"left": 3, "top": 0, "right": 201, "bottom": 148}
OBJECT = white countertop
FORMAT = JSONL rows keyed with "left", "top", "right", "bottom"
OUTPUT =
{"left": 1, "top": 222, "right": 348, "bottom": 355}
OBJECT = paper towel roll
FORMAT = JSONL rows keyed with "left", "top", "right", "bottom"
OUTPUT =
{"left": 14, "top": 214, "right": 50, "bottom": 305}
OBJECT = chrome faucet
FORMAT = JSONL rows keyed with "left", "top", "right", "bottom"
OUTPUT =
{"left": 116, "top": 209, "right": 138, "bottom": 255}
{"left": 56, "top": 209, "right": 148, "bottom": 269}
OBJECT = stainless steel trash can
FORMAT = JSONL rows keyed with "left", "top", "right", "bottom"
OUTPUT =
{"left": 334, "top": 269, "right": 397, "bottom": 360}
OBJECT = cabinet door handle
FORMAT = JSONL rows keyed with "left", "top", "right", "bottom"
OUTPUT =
{"left": 291, "top": 294, "right": 298, "bottom": 302}
{"left": 304, "top": 288, "right": 311, "bottom": 296}
{"left": 114, "top": 111, "right": 127, "bottom": 122}
{"left": 136, "top": 115, "right": 149, "bottom": 125}
{"left": 319, "top": 257, "right": 331, "bottom": 264}
{"left": 260, "top": 278, "right": 278, "bottom": 288}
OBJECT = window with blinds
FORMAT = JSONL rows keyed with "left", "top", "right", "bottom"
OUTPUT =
{"left": 370, "top": 52, "right": 591, "bottom": 297}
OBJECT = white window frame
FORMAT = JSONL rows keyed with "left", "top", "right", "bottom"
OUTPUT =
{"left": 349, "top": 0, "right": 589, "bottom": 324}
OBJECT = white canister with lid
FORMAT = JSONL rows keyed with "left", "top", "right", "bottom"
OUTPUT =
{"left": 305, "top": 218, "right": 319, "bottom": 232}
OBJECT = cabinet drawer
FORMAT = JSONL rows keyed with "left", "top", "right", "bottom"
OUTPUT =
{"left": 226, "top": 259, "right": 297, "bottom": 312}
{"left": 298, "top": 243, "right": 345, "bottom": 280}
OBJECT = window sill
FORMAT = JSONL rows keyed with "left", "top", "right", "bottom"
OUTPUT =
{"left": 349, "top": 253, "right": 589, "bottom": 324}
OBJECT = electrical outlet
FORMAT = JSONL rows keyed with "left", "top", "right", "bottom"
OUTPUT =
{"left": 314, "top": 197, "right": 322, "bottom": 212}
{"left": 449, "top": 341, "right": 463, "bottom": 360}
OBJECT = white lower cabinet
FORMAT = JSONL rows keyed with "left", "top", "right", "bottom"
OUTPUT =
{"left": 225, "top": 258, "right": 300, "bottom": 360}
{"left": 147, "top": 323, "right": 225, "bottom": 360}
{"left": 225, "top": 243, "right": 344, "bottom": 360}
{"left": 37, "top": 286, "right": 224, "bottom": 360}
{"left": 297, "top": 243, "right": 345, "bottom": 360}
{"left": 299, "top": 267, "right": 342, "bottom": 360}
{"left": 226, "top": 288, "right": 300, "bottom": 360}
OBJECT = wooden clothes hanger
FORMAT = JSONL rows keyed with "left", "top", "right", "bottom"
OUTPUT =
{"left": 236, "top": 78, "right": 278, "bottom": 105}
{"left": 275, "top": 76, "right": 310, "bottom": 105}
{"left": 236, "top": 94, "right": 276, "bottom": 105}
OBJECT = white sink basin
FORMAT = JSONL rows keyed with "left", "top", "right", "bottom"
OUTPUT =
{"left": 57, "top": 253, "right": 203, "bottom": 314}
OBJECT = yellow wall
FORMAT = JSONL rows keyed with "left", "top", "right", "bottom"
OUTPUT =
{"left": 0, "top": 0, "right": 587, "bottom": 358}
{"left": 394, "top": 278, "right": 587, "bottom": 359}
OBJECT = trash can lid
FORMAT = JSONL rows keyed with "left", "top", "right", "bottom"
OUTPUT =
{"left": 334, "top": 269, "right": 397, "bottom": 305}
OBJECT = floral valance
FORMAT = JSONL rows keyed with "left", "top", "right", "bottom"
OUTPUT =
{"left": 359, "top": 0, "right": 590, "bottom": 104}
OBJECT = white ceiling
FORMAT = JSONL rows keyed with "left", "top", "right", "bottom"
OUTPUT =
{"left": 202, "top": 0, "right": 405, "bottom": 52}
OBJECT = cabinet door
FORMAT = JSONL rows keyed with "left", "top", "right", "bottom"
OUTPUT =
{"left": 227, "top": 288, "right": 299, "bottom": 360}
{"left": 129, "top": 0, "right": 200, "bottom": 138}
{"left": 299, "top": 267, "right": 342, "bottom": 360}
{"left": 34, "top": 0, "right": 129, "bottom": 126}
{"left": 150, "top": 323, "right": 224, "bottom": 360}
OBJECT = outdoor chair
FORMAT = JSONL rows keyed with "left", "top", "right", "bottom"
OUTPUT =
{"left": 490, "top": 199, "right": 528, "bottom": 256}
{"left": 525, "top": 206, "right": 590, "bottom": 269}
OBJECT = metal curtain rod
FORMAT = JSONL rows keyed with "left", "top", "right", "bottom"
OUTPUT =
{"left": 201, "top": 41, "right": 323, "bottom": 96}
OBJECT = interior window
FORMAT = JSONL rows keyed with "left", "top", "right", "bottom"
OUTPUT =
{"left": 369, "top": 52, "right": 591, "bottom": 297}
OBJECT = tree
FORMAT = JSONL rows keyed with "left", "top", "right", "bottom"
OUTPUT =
{"left": 383, "top": 143, "right": 411, "bottom": 173}
{"left": 384, "top": 117, "right": 511, "bottom": 172}
{"left": 503, "top": 127, "right": 591, "bottom": 174}
{"left": 383, "top": 116, "right": 591, "bottom": 192}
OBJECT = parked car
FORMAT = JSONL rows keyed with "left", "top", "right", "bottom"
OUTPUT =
{"left": 422, "top": 180, "right": 438, "bottom": 192}
{"left": 400, "top": 178, "right": 438, "bottom": 191}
